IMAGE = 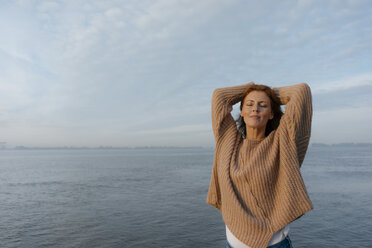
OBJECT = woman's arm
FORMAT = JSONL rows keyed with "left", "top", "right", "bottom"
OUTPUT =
{"left": 211, "top": 82, "right": 254, "bottom": 141}
{"left": 207, "top": 82, "right": 253, "bottom": 210}
{"left": 273, "top": 83, "right": 312, "bottom": 166}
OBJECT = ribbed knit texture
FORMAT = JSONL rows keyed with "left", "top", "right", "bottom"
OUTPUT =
{"left": 206, "top": 82, "right": 313, "bottom": 248}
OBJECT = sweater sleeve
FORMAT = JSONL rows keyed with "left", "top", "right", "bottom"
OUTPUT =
{"left": 206, "top": 157, "right": 222, "bottom": 210}
{"left": 274, "top": 83, "right": 312, "bottom": 166}
{"left": 211, "top": 82, "right": 253, "bottom": 141}
{"left": 207, "top": 82, "right": 253, "bottom": 210}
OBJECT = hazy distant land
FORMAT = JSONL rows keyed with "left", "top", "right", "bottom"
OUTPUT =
{"left": 311, "top": 142, "right": 372, "bottom": 147}
{"left": 1, "top": 145, "right": 206, "bottom": 150}
{"left": 0, "top": 143, "right": 371, "bottom": 150}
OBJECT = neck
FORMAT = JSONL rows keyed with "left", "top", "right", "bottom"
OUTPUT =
{"left": 245, "top": 126, "right": 265, "bottom": 141}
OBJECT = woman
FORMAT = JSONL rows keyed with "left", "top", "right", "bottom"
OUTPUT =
{"left": 206, "top": 82, "right": 313, "bottom": 248}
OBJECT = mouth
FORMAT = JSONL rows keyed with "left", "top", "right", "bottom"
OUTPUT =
{"left": 249, "top": 115, "right": 259, "bottom": 119}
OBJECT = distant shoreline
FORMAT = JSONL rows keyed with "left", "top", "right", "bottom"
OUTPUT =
{"left": 0, "top": 146, "right": 210, "bottom": 150}
{"left": 0, "top": 143, "right": 371, "bottom": 150}
{"left": 311, "top": 142, "right": 372, "bottom": 147}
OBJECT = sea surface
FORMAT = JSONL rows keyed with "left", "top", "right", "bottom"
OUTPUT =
{"left": 1, "top": 146, "right": 371, "bottom": 248}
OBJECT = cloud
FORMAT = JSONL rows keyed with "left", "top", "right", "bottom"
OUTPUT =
{"left": 313, "top": 84, "right": 372, "bottom": 112}
{"left": 1, "top": 1, "right": 372, "bottom": 146}
{"left": 312, "top": 106, "right": 372, "bottom": 144}
{"left": 312, "top": 73, "right": 372, "bottom": 93}
{"left": 0, "top": 46, "right": 33, "bottom": 63}
{"left": 37, "top": 1, "right": 59, "bottom": 12}
{"left": 310, "top": 73, "right": 372, "bottom": 112}
{"left": 133, "top": 124, "right": 210, "bottom": 135}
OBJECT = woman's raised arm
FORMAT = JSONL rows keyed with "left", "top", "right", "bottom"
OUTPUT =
{"left": 211, "top": 82, "right": 254, "bottom": 141}
{"left": 273, "top": 83, "right": 313, "bottom": 166}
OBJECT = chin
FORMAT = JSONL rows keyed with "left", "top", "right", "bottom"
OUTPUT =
{"left": 246, "top": 122, "right": 261, "bottom": 128}
{"left": 246, "top": 122, "right": 267, "bottom": 130}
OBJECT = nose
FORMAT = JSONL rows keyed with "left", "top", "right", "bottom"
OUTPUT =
{"left": 252, "top": 104, "right": 258, "bottom": 112}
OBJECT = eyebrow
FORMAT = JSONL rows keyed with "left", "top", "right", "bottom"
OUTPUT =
{"left": 245, "top": 99, "right": 269, "bottom": 103}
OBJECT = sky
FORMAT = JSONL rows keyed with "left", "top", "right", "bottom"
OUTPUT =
{"left": 0, "top": 0, "right": 372, "bottom": 147}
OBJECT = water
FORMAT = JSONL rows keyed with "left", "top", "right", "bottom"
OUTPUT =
{"left": 0, "top": 146, "right": 371, "bottom": 248}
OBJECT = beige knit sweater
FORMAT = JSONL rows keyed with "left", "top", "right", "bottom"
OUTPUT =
{"left": 206, "top": 82, "right": 313, "bottom": 248}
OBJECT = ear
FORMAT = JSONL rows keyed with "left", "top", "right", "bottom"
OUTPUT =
{"left": 269, "top": 111, "right": 274, "bottom": 120}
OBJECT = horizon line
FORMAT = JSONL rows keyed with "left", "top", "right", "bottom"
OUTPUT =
{"left": 1, "top": 142, "right": 372, "bottom": 150}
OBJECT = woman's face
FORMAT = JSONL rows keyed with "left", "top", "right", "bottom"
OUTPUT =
{"left": 241, "top": 90, "right": 273, "bottom": 130}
